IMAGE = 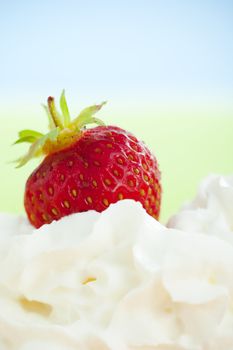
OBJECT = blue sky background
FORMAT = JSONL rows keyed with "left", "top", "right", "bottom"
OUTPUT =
{"left": 1, "top": 0, "right": 233, "bottom": 107}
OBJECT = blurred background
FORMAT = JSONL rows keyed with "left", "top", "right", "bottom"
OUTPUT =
{"left": 0, "top": 0, "right": 232, "bottom": 223}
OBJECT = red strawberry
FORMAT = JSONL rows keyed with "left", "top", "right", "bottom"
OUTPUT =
{"left": 15, "top": 91, "right": 161, "bottom": 228}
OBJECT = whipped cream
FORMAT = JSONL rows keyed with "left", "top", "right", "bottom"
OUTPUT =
{"left": 0, "top": 190, "right": 233, "bottom": 349}
{"left": 168, "top": 174, "right": 233, "bottom": 244}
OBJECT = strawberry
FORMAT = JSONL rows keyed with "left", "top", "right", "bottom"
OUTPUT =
{"left": 15, "top": 91, "right": 161, "bottom": 228}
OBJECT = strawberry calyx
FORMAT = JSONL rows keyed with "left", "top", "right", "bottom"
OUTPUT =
{"left": 14, "top": 91, "right": 106, "bottom": 168}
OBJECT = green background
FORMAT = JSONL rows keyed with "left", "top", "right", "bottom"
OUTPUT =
{"left": 1, "top": 102, "right": 232, "bottom": 223}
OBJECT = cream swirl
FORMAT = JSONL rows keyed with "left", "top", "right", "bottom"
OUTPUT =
{"left": 0, "top": 197, "right": 233, "bottom": 349}
{"left": 168, "top": 175, "right": 233, "bottom": 243}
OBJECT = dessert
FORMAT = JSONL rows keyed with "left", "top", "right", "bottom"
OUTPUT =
{"left": 1, "top": 195, "right": 233, "bottom": 349}
{"left": 168, "top": 174, "right": 233, "bottom": 241}
{"left": 15, "top": 92, "right": 161, "bottom": 228}
{"left": 1, "top": 93, "right": 232, "bottom": 349}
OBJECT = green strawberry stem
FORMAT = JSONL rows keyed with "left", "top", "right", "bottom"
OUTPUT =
{"left": 14, "top": 91, "right": 107, "bottom": 168}
{"left": 47, "top": 96, "right": 64, "bottom": 129}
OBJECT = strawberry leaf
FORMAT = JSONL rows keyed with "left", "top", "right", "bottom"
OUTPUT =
{"left": 72, "top": 101, "right": 106, "bottom": 130}
{"left": 19, "top": 129, "right": 44, "bottom": 139}
{"left": 16, "top": 128, "right": 59, "bottom": 168}
{"left": 60, "top": 90, "right": 71, "bottom": 127}
{"left": 14, "top": 92, "right": 107, "bottom": 167}
{"left": 14, "top": 136, "right": 39, "bottom": 145}
{"left": 14, "top": 130, "right": 44, "bottom": 145}
{"left": 19, "top": 129, "right": 43, "bottom": 138}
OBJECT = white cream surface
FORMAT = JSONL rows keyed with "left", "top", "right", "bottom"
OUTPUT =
{"left": 0, "top": 187, "right": 232, "bottom": 349}
{"left": 168, "top": 174, "right": 233, "bottom": 243}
